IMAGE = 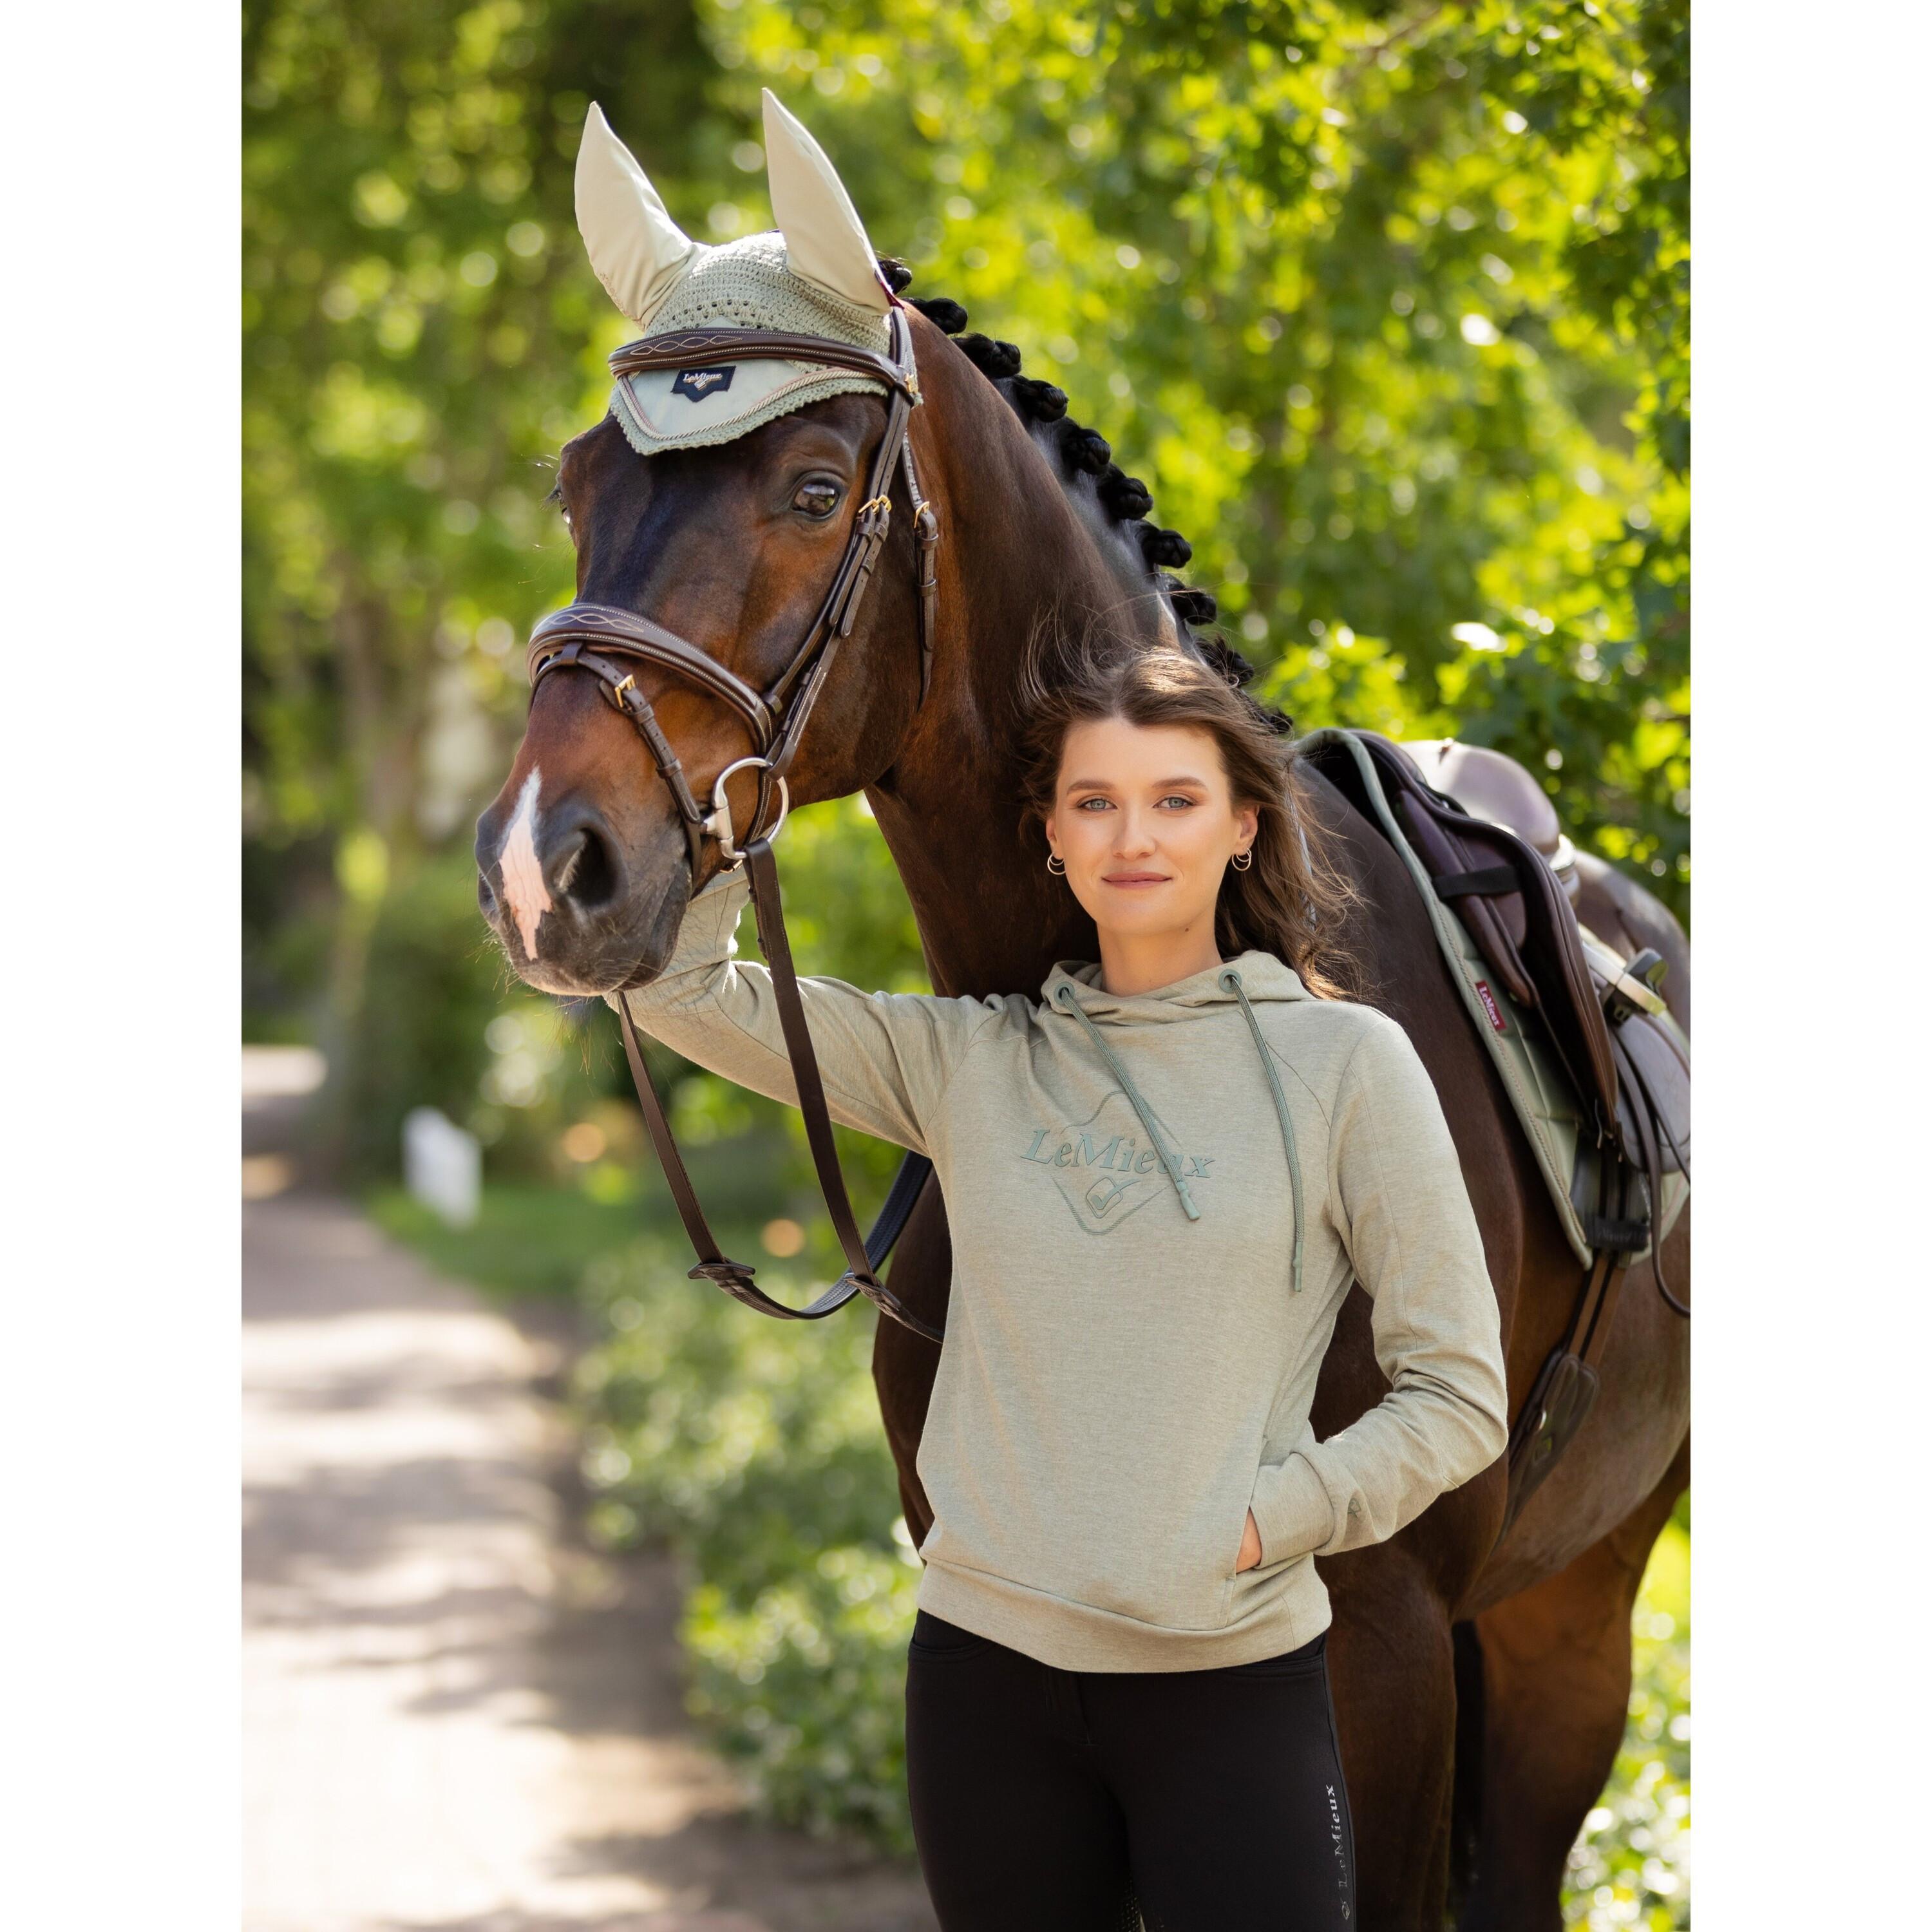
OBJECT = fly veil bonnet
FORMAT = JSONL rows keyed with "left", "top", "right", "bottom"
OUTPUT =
{"left": 529, "top": 93, "right": 945, "bottom": 1340}
{"left": 579, "top": 92, "right": 902, "bottom": 453}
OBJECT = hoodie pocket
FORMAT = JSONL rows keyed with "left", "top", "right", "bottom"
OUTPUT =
{"left": 1232, "top": 1419, "right": 1327, "bottom": 1587}
{"left": 916, "top": 1305, "right": 1296, "bottom": 1634}
{"left": 961, "top": 1426, "right": 1258, "bottom": 1634}
{"left": 1227, "top": 1487, "right": 1267, "bottom": 1579}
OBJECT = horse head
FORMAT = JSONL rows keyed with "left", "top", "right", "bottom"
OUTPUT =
{"left": 477, "top": 93, "right": 932, "bottom": 996}
{"left": 480, "top": 91, "right": 1244, "bottom": 1004}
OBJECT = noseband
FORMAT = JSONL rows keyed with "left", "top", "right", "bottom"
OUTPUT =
{"left": 522, "top": 305, "right": 944, "bottom": 1344}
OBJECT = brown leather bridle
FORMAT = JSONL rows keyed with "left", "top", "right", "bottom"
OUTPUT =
{"left": 524, "top": 305, "right": 945, "bottom": 1343}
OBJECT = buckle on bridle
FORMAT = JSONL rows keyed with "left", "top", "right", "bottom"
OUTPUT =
{"left": 703, "top": 755, "right": 791, "bottom": 863}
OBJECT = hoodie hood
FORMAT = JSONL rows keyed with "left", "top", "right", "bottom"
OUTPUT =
{"left": 1041, "top": 948, "right": 1316, "bottom": 1021}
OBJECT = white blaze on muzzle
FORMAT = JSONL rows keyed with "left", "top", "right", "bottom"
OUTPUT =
{"left": 499, "top": 770, "right": 551, "bottom": 958}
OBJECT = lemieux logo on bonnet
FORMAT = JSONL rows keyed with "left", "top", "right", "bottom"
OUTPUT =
{"left": 670, "top": 365, "right": 735, "bottom": 401}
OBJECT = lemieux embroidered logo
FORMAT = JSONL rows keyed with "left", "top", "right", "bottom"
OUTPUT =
{"left": 1473, "top": 978, "right": 1508, "bottom": 1034}
{"left": 671, "top": 365, "right": 736, "bottom": 401}
{"left": 1327, "top": 1782, "right": 1352, "bottom": 1918}
{"left": 1016, "top": 1093, "right": 1215, "bottom": 1235}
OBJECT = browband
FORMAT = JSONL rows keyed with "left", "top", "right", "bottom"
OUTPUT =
{"left": 609, "top": 325, "right": 922, "bottom": 404}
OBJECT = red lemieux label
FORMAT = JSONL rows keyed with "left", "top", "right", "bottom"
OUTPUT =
{"left": 1474, "top": 980, "right": 1508, "bottom": 1032}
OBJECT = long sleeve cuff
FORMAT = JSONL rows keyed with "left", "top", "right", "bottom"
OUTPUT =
{"left": 1247, "top": 1452, "right": 1336, "bottom": 1566}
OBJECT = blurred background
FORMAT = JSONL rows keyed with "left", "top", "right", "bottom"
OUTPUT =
{"left": 242, "top": 1, "right": 1687, "bottom": 1924}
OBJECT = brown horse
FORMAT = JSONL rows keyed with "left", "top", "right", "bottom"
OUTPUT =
{"left": 477, "top": 272, "right": 1689, "bottom": 1928}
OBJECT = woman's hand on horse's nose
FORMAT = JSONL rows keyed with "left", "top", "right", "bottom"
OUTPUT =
{"left": 1235, "top": 1508, "right": 1263, "bottom": 1573}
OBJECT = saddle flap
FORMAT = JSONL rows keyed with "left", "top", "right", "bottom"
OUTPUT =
{"left": 1394, "top": 791, "right": 1535, "bottom": 1004}
{"left": 1611, "top": 1004, "right": 1690, "bottom": 1175}
{"left": 1575, "top": 929, "right": 1690, "bottom": 1176}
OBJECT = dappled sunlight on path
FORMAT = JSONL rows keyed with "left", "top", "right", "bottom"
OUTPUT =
{"left": 243, "top": 1192, "right": 935, "bottom": 1932}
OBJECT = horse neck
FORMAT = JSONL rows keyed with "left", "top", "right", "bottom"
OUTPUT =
{"left": 864, "top": 344, "right": 1160, "bottom": 999}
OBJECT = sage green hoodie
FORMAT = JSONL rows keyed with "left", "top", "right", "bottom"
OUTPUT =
{"left": 614, "top": 869, "right": 1509, "bottom": 1672}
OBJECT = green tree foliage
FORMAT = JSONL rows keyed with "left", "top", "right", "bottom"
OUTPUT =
{"left": 244, "top": 1, "right": 1687, "bottom": 1092}
{"left": 242, "top": 0, "right": 717, "bottom": 1135}
{"left": 700, "top": 0, "right": 1687, "bottom": 897}
{"left": 243, "top": 0, "right": 693, "bottom": 872}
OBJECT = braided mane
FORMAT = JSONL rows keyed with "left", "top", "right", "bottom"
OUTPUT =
{"left": 878, "top": 258, "right": 1287, "bottom": 732}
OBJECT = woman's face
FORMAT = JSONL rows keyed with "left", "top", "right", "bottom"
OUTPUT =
{"left": 1043, "top": 717, "right": 1259, "bottom": 947}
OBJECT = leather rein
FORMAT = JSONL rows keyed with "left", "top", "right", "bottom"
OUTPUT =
{"left": 526, "top": 308, "right": 943, "bottom": 1345}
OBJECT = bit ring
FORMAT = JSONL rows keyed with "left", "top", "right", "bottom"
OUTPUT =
{"left": 704, "top": 757, "right": 790, "bottom": 862}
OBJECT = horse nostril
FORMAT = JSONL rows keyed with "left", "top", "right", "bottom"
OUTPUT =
{"left": 548, "top": 820, "right": 620, "bottom": 913}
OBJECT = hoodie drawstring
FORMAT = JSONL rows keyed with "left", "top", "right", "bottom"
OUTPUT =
{"left": 1052, "top": 983, "right": 1201, "bottom": 1222}
{"left": 1220, "top": 967, "right": 1307, "bottom": 1296}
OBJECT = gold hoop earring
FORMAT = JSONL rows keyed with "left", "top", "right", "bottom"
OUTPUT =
{"left": 1231, "top": 849, "right": 1254, "bottom": 872}
{"left": 1046, "top": 853, "right": 1066, "bottom": 876}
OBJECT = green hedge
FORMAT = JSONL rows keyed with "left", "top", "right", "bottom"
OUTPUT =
{"left": 574, "top": 1222, "right": 925, "bottom": 1849}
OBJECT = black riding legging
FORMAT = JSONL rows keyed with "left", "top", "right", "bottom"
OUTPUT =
{"left": 904, "top": 1609, "right": 1358, "bottom": 1932}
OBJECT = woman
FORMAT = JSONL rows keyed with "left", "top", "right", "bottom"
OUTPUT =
{"left": 612, "top": 634, "right": 1510, "bottom": 1931}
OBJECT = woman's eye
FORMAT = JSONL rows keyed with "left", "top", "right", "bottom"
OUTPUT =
{"left": 793, "top": 479, "right": 842, "bottom": 517}
{"left": 1159, "top": 795, "right": 1197, "bottom": 810}
{"left": 1074, "top": 797, "right": 1113, "bottom": 811}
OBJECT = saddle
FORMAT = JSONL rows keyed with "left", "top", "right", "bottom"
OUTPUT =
{"left": 1382, "top": 735, "right": 1618, "bottom": 1144}
{"left": 1398, "top": 737, "right": 1582, "bottom": 907}
{"left": 1296, "top": 728, "right": 1690, "bottom": 1546}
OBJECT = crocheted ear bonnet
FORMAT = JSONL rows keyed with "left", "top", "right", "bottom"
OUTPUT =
{"left": 576, "top": 90, "right": 896, "bottom": 455}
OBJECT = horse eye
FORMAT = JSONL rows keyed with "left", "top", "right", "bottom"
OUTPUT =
{"left": 793, "top": 478, "right": 842, "bottom": 518}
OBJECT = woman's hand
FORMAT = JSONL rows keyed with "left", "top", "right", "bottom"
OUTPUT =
{"left": 1234, "top": 1508, "right": 1263, "bottom": 1573}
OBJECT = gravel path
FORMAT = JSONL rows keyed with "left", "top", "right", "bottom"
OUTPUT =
{"left": 242, "top": 1183, "right": 936, "bottom": 1932}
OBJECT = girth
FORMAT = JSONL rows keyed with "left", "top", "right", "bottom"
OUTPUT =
{"left": 525, "top": 307, "right": 943, "bottom": 1343}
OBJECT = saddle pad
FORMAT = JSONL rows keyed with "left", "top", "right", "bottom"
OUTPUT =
{"left": 1297, "top": 727, "right": 1687, "bottom": 1268}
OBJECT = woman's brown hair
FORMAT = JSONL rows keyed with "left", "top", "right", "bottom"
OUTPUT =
{"left": 1015, "top": 626, "right": 1363, "bottom": 1001}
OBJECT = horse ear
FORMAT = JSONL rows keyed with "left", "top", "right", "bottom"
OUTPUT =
{"left": 575, "top": 102, "right": 697, "bottom": 327}
{"left": 761, "top": 89, "right": 890, "bottom": 314}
